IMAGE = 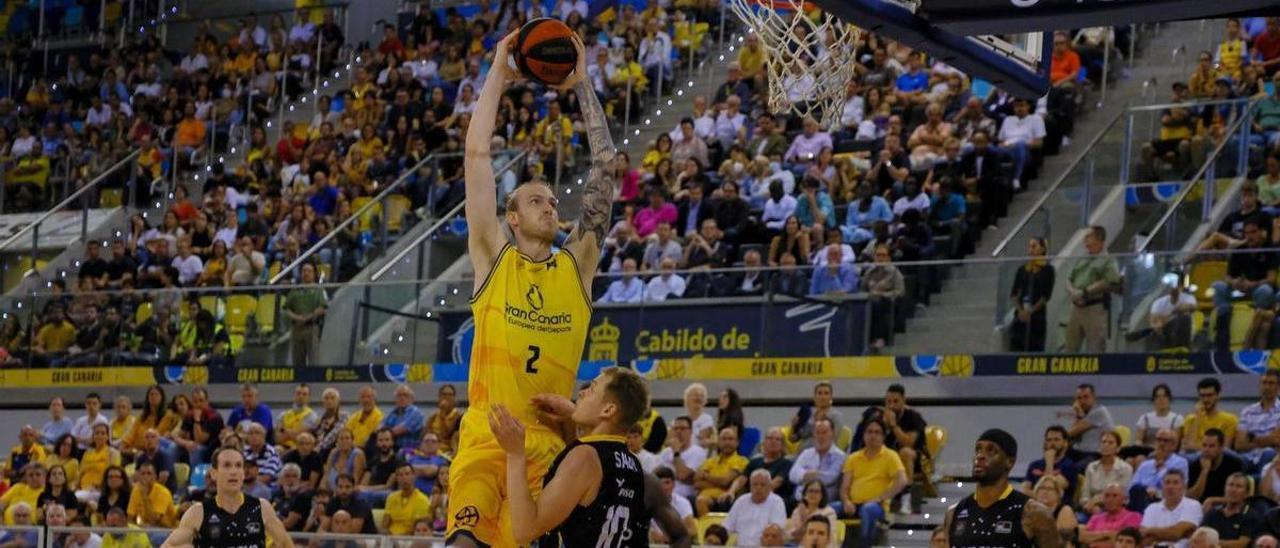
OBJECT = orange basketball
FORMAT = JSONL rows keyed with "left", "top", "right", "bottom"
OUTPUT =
{"left": 514, "top": 18, "right": 578, "bottom": 86}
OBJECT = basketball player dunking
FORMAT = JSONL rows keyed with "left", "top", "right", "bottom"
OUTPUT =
{"left": 162, "top": 448, "right": 294, "bottom": 548}
{"left": 447, "top": 30, "right": 619, "bottom": 548}
{"left": 944, "top": 429, "right": 1061, "bottom": 548}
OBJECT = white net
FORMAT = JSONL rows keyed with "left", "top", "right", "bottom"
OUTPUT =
{"left": 727, "top": 0, "right": 861, "bottom": 129}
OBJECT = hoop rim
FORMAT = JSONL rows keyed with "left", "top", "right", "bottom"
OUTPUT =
{"left": 744, "top": 0, "right": 817, "bottom": 12}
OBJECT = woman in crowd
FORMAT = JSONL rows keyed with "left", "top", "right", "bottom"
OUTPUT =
{"left": 39, "top": 464, "right": 81, "bottom": 522}
{"left": 76, "top": 424, "right": 119, "bottom": 502}
{"left": 1009, "top": 237, "right": 1055, "bottom": 352}
{"left": 44, "top": 434, "right": 81, "bottom": 490}
{"left": 683, "top": 383, "right": 716, "bottom": 449}
{"left": 312, "top": 387, "right": 350, "bottom": 455}
{"left": 1130, "top": 383, "right": 1183, "bottom": 463}
{"left": 788, "top": 479, "right": 839, "bottom": 546}
{"left": 1079, "top": 430, "right": 1133, "bottom": 514}
{"left": 716, "top": 388, "right": 745, "bottom": 439}
{"left": 769, "top": 216, "right": 812, "bottom": 267}
{"left": 322, "top": 428, "right": 366, "bottom": 491}
{"left": 89, "top": 464, "right": 130, "bottom": 522}
{"left": 1033, "top": 476, "right": 1078, "bottom": 545}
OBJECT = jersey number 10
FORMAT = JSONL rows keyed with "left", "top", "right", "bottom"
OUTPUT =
{"left": 596, "top": 504, "right": 631, "bottom": 548}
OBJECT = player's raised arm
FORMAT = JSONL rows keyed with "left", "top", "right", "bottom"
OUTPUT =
{"left": 490, "top": 405, "right": 599, "bottom": 544}
{"left": 466, "top": 31, "right": 519, "bottom": 294}
{"left": 560, "top": 35, "right": 619, "bottom": 286}
{"left": 160, "top": 501, "right": 203, "bottom": 548}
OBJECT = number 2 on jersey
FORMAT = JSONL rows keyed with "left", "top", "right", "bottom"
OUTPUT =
{"left": 526, "top": 344, "right": 541, "bottom": 374}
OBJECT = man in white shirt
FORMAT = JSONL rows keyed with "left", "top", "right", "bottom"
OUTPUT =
{"left": 789, "top": 417, "right": 847, "bottom": 502}
{"left": 713, "top": 96, "right": 747, "bottom": 150}
{"left": 659, "top": 416, "right": 708, "bottom": 502}
{"left": 639, "top": 18, "right": 673, "bottom": 84}
{"left": 179, "top": 47, "right": 208, "bottom": 75}
{"left": 997, "top": 98, "right": 1047, "bottom": 190}
{"left": 645, "top": 258, "right": 687, "bottom": 302}
{"left": 724, "top": 470, "right": 788, "bottom": 545}
{"left": 762, "top": 181, "right": 798, "bottom": 231}
{"left": 85, "top": 97, "right": 112, "bottom": 127}
{"left": 1149, "top": 278, "right": 1198, "bottom": 350}
{"left": 669, "top": 95, "right": 716, "bottom": 144}
{"left": 1139, "top": 469, "right": 1203, "bottom": 548}
{"left": 239, "top": 16, "right": 268, "bottom": 49}
{"left": 170, "top": 237, "right": 204, "bottom": 286}
{"left": 288, "top": 12, "right": 316, "bottom": 45}
{"left": 650, "top": 466, "right": 698, "bottom": 544}
{"left": 598, "top": 258, "right": 645, "bottom": 304}
{"left": 71, "top": 393, "right": 110, "bottom": 447}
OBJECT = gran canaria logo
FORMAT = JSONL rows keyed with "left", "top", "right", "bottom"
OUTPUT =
{"left": 526, "top": 284, "right": 544, "bottom": 311}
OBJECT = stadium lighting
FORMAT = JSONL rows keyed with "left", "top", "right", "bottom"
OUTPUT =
{"left": 656, "top": 109, "right": 663, "bottom": 116}
{"left": 667, "top": 100, "right": 673, "bottom": 106}
{"left": 74, "top": 261, "right": 81, "bottom": 267}
{"left": 622, "top": 139, "right": 629, "bottom": 145}
{"left": 396, "top": 334, "right": 405, "bottom": 342}
{"left": 425, "top": 312, "right": 432, "bottom": 318}
{"left": 677, "top": 90, "right": 684, "bottom": 96}
{"left": 565, "top": 188, "right": 572, "bottom": 195}
{"left": 266, "top": 121, "right": 273, "bottom": 128}
{"left": 231, "top": 147, "right": 237, "bottom": 154}
{"left": 644, "top": 119, "right": 651, "bottom": 126}
{"left": 719, "top": 55, "right": 725, "bottom": 61}
{"left": 634, "top": 130, "right": 640, "bottom": 135}
{"left": 115, "top": 231, "right": 121, "bottom": 237}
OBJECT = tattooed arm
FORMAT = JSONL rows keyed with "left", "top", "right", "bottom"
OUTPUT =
{"left": 560, "top": 36, "right": 618, "bottom": 288}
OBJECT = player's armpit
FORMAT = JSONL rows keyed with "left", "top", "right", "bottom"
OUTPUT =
{"left": 160, "top": 502, "right": 202, "bottom": 548}
{"left": 508, "top": 444, "right": 601, "bottom": 544}
{"left": 1021, "top": 499, "right": 1063, "bottom": 548}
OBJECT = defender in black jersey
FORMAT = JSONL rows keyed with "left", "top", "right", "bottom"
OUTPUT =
{"left": 944, "top": 429, "right": 1060, "bottom": 548}
{"left": 162, "top": 447, "right": 294, "bottom": 548}
{"left": 490, "top": 367, "right": 654, "bottom": 547}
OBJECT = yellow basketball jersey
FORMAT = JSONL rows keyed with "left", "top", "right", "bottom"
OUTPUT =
{"left": 469, "top": 244, "right": 592, "bottom": 434}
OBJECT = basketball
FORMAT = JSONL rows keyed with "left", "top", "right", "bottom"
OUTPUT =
{"left": 513, "top": 18, "right": 578, "bottom": 86}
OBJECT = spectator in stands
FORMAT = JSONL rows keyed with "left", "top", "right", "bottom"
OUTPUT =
{"left": 840, "top": 418, "right": 907, "bottom": 545}
{"left": 1198, "top": 183, "right": 1270, "bottom": 252}
{"left": 789, "top": 480, "right": 838, "bottom": 546}
{"left": 1188, "top": 428, "right": 1244, "bottom": 502}
{"left": 786, "top": 117, "right": 834, "bottom": 170}
{"left": 1115, "top": 527, "right": 1143, "bottom": 547}
{"left": 1184, "top": 378, "right": 1240, "bottom": 453}
{"left": 643, "top": 258, "right": 686, "bottom": 302}
{"left": 383, "top": 463, "right": 430, "bottom": 536}
{"left": 1082, "top": 431, "right": 1134, "bottom": 514}
{"left": 695, "top": 427, "right": 748, "bottom": 515}
{"left": 285, "top": 263, "right": 328, "bottom": 367}
{"left": 273, "top": 463, "right": 312, "bottom": 532}
{"left": 6, "top": 144, "right": 49, "bottom": 211}
{"left": 78, "top": 423, "right": 119, "bottom": 502}
{"left": 863, "top": 244, "right": 906, "bottom": 350}
{"left": 1139, "top": 469, "right": 1203, "bottom": 547}
{"left": 425, "top": 385, "right": 459, "bottom": 456}
{"left": 771, "top": 253, "right": 810, "bottom": 297}
{"left": 1064, "top": 225, "right": 1121, "bottom": 352}
{"left": 671, "top": 118, "right": 709, "bottom": 169}
{"left": 748, "top": 113, "right": 788, "bottom": 162}
{"left": 228, "top": 384, "right": 274, "bottom": 442}
{"left": 635, "top": 191, "right": 679, "bottom": 241}
{"left": 1080, "top": 483, "right": 1144, "bottom": 546}
{"left": 277, "top": 384, "right": 318, "bottom": 451}
{"left": 402, "top": 433, "right": 447, "bottom": 497}
{"left": 1149, "top": 276, "right": 1198, "bottom": 350}
{"left": 1034, "top": 477, "right": 1079, "bottom": 545}
{"left": 868, "top": 134, "right": 910, "bottom": 196}
{"left": 1211, "top": 218, "right": 1277, "bottom": 350}
{"left": 1256, "top": 18, "right": 1280, "bottom": 76}
{"left": 733, "top": 428, "right": 792, "bottom": 505}
{"left": 643, "top": 222, "right": 683, "bottom": 271}
{"left": 1218, "top": 18, "right": 1249, "bottom": 81}
{"left": 243, "top": 421, "right": 282, "bottom": 487}
{"left": 1260, "top": 154, "right": 1280, "bottom": 212}
{"left": 601, "top": 222, "right": 646, "bottom": 274}
{"left": 1136, "top": 385, "right": 1185, "bottom": 456}
{"left": 133, "top": 429, "right": 174, "bottom": 492}
{"left": 0, "top": 462, "right": 43, "bottom": 522}
{"left": 599, "top": 258, "right": 645, "bottom": 304}
{"left": 324, "top": 473, "right": 378, "bottom": 535}
{"left": 72, "top": 393, "right": 109, "bottom": 449}
{"left": 1201, "top": 472, "right": 1264, "bottom": 547}
{"left": 809, "top": 245, "right": 859, "bottom": 296}
{"left": 725, "top": 470, "right": 788, "bottom": 546}
{"left": 649, "top": 466, "right": 697, "bottom": 544}
{"left": 6, "top": 426, "right": 45, "bottom": 485}
{"left": 856, "top": 384, "right": 928, "bottom": 510}
{"left": 1131, "top": 428, "right": 1190, "bottom": 510}
{"left": 1068, "top": 383, "right": 1115, "bottom": 462}
{"left": 844, "top": 183, "right": 892, "bottom": 245}
{"left": 379, "top": 385, "right": 425, "bottom": 453}
{"left": 1235, "top": 370, "right": 1280, "bottom": 473}
{"left": 1050, "top": 32, "right": 1082, "bottom": 89}
{"left": 703, "top": 523, "right": 729, "bottom": 546}
{"left": 627, "top": 424, "right": 662, "bottom": 473}
{"left": 126, "top": 462, "right": 175, "bottom": 528}
{"left": 908, "top": 104, "right": 953, "bottom": 169}
{"left": 225, "top": 236, "right": 266, "bottom": 286}
{"left": 323, "top": 429, "right": 366, "bottom": 493}
{"left": 32, "top": 306, "right": 76, "bottom": 367}
{"left": 659, "top": 416, "right": 707, "bottom": 504}
{"left": 41, "top": 397, "right": 72, "bottom": 447}
{"left": 997, "top": 98, "right": 1046, "bottom": 190}
{"left": 789, "top": 418, "right": 846, "bottom": 503}
{"left": 1022, "top": 425, "right": 1080, "bottom": 502}
{"left": 314, "top": 388, "right": 350, "bottom": 456}
{"left": 1009, "top": 237, "right": 1054, "bottom": 352}
{"left": 769, "top": 216, "right": 812, "bottom": 267}
{"left": 346, "top": 386, "right": 384, "bottom": 449}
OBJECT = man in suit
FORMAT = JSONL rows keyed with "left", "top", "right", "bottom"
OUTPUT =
{"left": 960, "top": 130, "right": 1010, "bottom": 229}
{"left": 677, "top": 184, "right": 715, "bottom": 239}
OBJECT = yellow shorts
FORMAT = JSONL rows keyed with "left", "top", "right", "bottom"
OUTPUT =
{"left": 446, "top": 410, "right": 564, "bottom": 548}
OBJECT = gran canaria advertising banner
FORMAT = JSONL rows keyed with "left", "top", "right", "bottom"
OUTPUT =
{"left": 0, "top": 366, "right": 158, "bottom": 387}
{"left": 895, "top": 351, "right": 1280, "bottom": 377}
{"left": 437, "top": 298, "right": 871, "bottom": 367}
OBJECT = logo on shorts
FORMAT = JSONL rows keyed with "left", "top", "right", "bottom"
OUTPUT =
{"left": 454, "top": 505, "right": 481, "bottom": 528}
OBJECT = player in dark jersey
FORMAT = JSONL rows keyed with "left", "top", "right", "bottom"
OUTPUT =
{"left": 162, "top": 447, "right": 295, "bottom": 548}
{"left": 490, "top": 367, "right": 653, "bottom": 547}
{"left": 944, "top": 429, "right": 1060, "bottom": 548}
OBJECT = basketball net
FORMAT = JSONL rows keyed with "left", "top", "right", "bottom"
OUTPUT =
{"left": 728, "top": 0, "right": 861, "bottom": 129}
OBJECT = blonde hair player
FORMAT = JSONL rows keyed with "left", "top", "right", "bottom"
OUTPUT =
{"left": 446, "top": 28, "right": 620, "bottom": 548}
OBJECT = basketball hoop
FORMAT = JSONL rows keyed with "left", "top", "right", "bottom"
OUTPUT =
{"left": 728, "top": 0, "right": 861, "bottom": 129}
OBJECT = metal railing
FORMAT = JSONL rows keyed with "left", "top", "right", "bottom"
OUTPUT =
{"left": 370, "top": 150, "right": 530, "bottom": 282}
{"left": 990, "top": 97, "right": 1255, "bottom": 257}
{"left": 1136, "top": 98, "right": 1261, "bottom": 254}
{"left": 0, "top": 149, "right": 140, "bottom": 257}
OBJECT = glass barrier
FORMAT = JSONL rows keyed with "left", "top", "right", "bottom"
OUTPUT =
{"left": 0, "top": 247, "right": 1270, "bottom": 374}
{"left": 1139, "top": 100, "right": 1260, "bottom": 254}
